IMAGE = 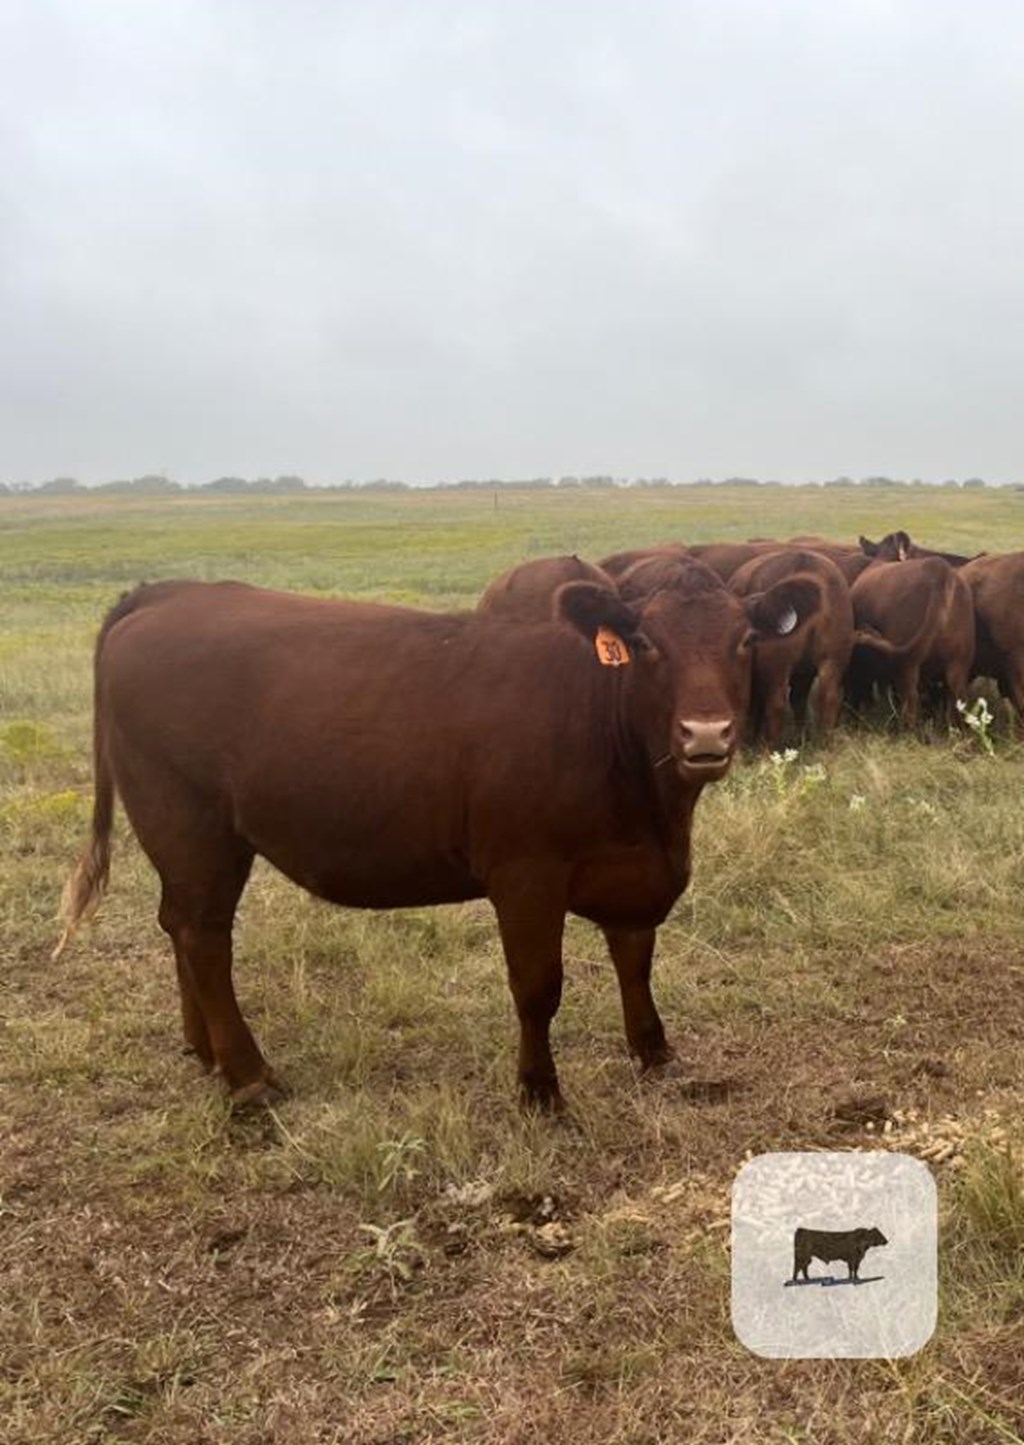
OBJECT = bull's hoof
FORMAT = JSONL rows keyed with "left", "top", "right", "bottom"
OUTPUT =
{"left": 181, "top": 1041, "right": 216, "bottom": 1071}
{"left": 519, "top": 1079, "right": 567, "bottom": 1116}
{"left": 637, "top": 1044, "right": 677, "bottom": 1074}
{"left": 229, "top": 1072, "right": 289, "bottom": 1112}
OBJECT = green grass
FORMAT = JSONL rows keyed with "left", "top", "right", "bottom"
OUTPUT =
{"left": 4, "top": 486, "right": 1024, "bottom": 1444}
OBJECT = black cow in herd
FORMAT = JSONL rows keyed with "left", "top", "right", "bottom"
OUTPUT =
{"left": 58, "top": 560, "right": 820, "bottom": 1110}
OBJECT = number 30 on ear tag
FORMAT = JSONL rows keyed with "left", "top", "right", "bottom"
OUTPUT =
{"left": 595, "top": 626, "right": 630, "bottom": 666}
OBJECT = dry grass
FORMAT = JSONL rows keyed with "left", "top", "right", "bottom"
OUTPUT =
{"left": 4, "top": 487, "right": 1024, "bottom": 1443}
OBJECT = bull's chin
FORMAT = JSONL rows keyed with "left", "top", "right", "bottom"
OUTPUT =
{"left": 677, "top": 752, "right": 733, "bottom": 781}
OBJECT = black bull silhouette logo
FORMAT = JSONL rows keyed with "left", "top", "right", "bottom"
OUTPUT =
{"left": 791, "top": 1226, "right": 888, "bottom": 1284}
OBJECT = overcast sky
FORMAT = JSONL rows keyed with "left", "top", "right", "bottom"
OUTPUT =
{"left": 4, "top": 1, "right": 1024, "bottom": 485}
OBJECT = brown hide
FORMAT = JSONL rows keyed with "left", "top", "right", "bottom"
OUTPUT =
{"left": 728, "top": 550, "right": 853, "bottom": 744}
{"left": 598, "top": 544, "right": 690, "bottom": 579}
{"left": 59, "top": 573, "right": 818, "bottom": 1112}
{"left": 786, "top": 537, "right": 874, "bottom": 584}
{"left": 683, "top": 541, "right": 782, "bottom": 581}
{"left": 849, "top": 558, "right": 975, "bottom": 727}
{"left": 961, "top": 552, "right": 1024, "bottom": 726}
{"left": 600, "top": 542, "right": 785, "bottom": 584}
{"left": 614, "top": 554, "right": 724, "bottom": 601}
{"left": 478, "top": 553, "right": 611, "bottom": 620}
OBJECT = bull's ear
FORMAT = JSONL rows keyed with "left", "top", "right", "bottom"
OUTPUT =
{"left": 744, "top": 577, "right": 823, "bottom": 640}
{"left": 555, "top": 581, "right": 644, "bottom": 655}
{"left": 859, "top": 535, "right": 879, "bottom": 556}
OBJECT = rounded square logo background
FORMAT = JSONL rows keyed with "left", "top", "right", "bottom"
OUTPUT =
{"left": 731, "top": 1151, "right": 937, "bottom": 1359}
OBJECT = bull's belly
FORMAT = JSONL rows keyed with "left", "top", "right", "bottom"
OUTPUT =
{"left": 236, "top": 786, "right": 685, "bottom": 924}
{"left": 255, "top": 836, "right": 484, "bottom": 911}
{"left": 253, "top": 833, "right": 681, "bottom": 925}
{"left": 233, "top": 797, "right": 482, "bottom": 907}
{"left": 305, "top": 866, "right": 484, "bottom": 910}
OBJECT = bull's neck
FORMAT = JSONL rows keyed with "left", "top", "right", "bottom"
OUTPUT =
{"left": 603, "top": 682, "right": 698, "bottom": 847}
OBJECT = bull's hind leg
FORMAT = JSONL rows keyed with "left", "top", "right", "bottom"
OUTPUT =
{"left": 1001, "top": 659, "right": 1024, "bottom": 738}
{"left": 944, "top": 656, "right": 972, "bottom": 729}
{"left": 603, "top": 926, "right": 671, "bottom": 1070}
{"left": 896, "top": 662, "right": 922, "bottom": 730}
{"left": 112, "top": 747, "right": 280, "bottom": 1104}
{"left": 171, "top": 933, "right": 215, "bottom": 1069}
{"left": 989, "top": 660, "right": 1024, "bottom": 738}
{"left": 157, "top": 838, "right": 284, "bottom": 1106}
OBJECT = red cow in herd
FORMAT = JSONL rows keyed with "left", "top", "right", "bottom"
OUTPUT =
{"left": 58, "top": 565, "right": 820, "bottom": 1112}
{"left": 727, "top": 549, "right": 853, "bottom": 745}
{"left": 847, "top": 557, "right": 976, "bottom": 728}
{"left": 478, "top": 553, "right": 610, "bottom": 615}
{"left": 962, "top": 551, "right": 1024, "bottom": 727}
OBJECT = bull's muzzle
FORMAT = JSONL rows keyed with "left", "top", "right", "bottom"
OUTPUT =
{"left": 677, "top": 717, "right": 735, "bottom": 776}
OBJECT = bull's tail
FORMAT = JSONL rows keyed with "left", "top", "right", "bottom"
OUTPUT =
{"left": 52, "top": 588, "right": 144, "bottom": 960}
{"left": 52, "top": 746, "right": 113, "bottom": 960}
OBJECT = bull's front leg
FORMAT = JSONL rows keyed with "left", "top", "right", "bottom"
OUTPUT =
{"left": 602, "top": 925, "right": 672, "bottom": 1070}
{"left": 490, "top": 865, "right": 568, "bottom": 1113}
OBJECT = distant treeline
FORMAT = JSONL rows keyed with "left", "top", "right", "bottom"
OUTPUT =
{"left": 1, "top": 473, "right": 1017, "bottom": 496}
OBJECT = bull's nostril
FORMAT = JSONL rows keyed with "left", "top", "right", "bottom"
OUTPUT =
{"left": 678, "top": 718, "right": 736, "bottom": 759}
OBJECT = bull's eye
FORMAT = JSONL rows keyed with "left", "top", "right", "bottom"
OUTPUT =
{"left": 739, "top": 630, "right": 756, "bottom": 652}
{"left": 633, "top": 633, "right": 660, "bottom": 662}
{"left": 776, "top": 607, "right": 798, "bottom": 636}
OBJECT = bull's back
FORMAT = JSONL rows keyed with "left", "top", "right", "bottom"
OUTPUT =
{"left": 684, "top": 542, "right": 776, "bottom": 581}
{"left": 479, "top": 554, "right": 609, "bottom": 621}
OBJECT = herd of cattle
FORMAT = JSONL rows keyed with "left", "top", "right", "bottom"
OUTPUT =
{"left": 484, "top": 528, "right": 1024, "bottom": 744}
{"left": 56, "top": 528, "right": 1020, "bottom": 1111}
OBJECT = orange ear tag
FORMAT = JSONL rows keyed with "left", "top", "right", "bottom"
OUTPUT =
{"left": 595, "top": 626, "right": 630, "bottom": 666}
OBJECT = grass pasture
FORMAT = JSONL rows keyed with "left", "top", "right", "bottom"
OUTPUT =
{"left": 3, "top": 484, "right": 1024, "bottom": 1444}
